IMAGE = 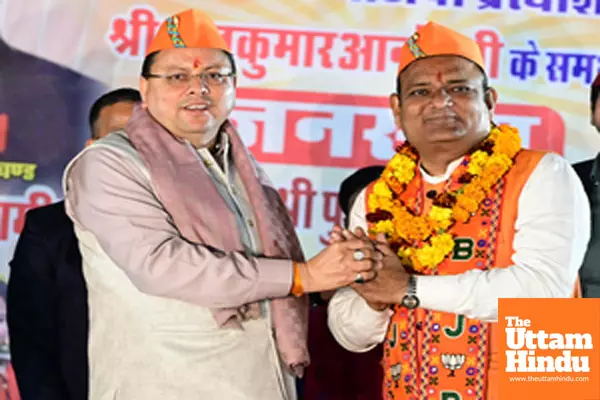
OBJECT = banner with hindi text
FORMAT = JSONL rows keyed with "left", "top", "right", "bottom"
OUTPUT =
{"left": 1, "top": 0, "right": 599, "bottom": 274}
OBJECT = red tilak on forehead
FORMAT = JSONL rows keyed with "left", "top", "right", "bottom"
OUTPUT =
{"left": 436, "top": 72, "right": 443, "bottom": 82}
{"left": 193, "top": 58, "right": 201, "bottom": 68}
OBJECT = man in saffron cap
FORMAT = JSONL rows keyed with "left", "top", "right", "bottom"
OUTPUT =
{"left": 61, "top": 8, "right": 381, "bottom": 400}
{"left": 327, "top": 22, "right": 588, "bottom": 399}
{"left": 573, "top": 72, "right": 600, "bottom": 298}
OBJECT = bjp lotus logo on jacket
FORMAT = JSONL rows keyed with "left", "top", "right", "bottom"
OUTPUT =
{"left": 390, "top": 363, "right": 401, "bottom": 387}
{"left": 441, "top": 353, "right": 465, "bottom": 377}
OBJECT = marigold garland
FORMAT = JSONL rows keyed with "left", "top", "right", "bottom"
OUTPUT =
{"left": 367, "top": 124, "right": 522, "bottom": 273}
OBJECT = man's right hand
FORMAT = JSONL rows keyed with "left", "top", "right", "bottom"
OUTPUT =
{"left": 329, "top": 226, "right": 388, "bottom": 310}
{"left": 296, "top": 237, "right": 382, "bottom": 293}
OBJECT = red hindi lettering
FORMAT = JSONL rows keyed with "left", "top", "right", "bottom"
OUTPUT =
{"left": 388, "top": 38, "right": 404, "bottom": 66}
{"left": 108, "top": 18, "right": 133, "bottom": 55}
{"left": 284, "top": 109, "right": 342, "bottom": 163}
{"left": 107, "top": 7, "right": 160, "bottom": 57}
{"left": 312, "top": 32, "right": 337, "bottom": 69}
{"left": 362, "top": 35, "right": 383, "bottom": 72}
{"left": 0, "top": 200, "right": 31, "bottom": 240}
{"left": 340, "top": 33, "right": 405, "bottom": 72}
{"left": 233, "top": 87, "right": 565, "bottom": 167}
{"left": 288, "top": 177, "right": 317, "bottom": 229}
{"left": 229, "top": 105, "right": 267, "bottom": 149}
{"left": 371, "top": 35, "right": 405, "bottom": 72}
{"left": 272, "top": 29, "right": 336, "bottom": 69}
{"left": 234, "top": 28, "right": 272, "bottom": 80}
{"left": 277, "top": 187, "right": 287, "bottom": 201}
{"left": 339, "top": 33, "right": 361, "bottom": 70}
{"left": 218, "top": 26, "right": 235, "bottom": 49}
{"left": 11, "top": 190, "right": 53, "bottom": 235}
{"left": 497, "top": 104, "right": 565, "bottom": 154}
{"left": 354, "top": 112, "right": 399, "bottom": 162}
{"left": 230, "top": 102, "right": 292, "bottom": 156}
{"left": 9, "top": 202, "right": 29, "bottom": 238}
{"left": 273, "top": 30, "right": 302, "bottom": 66}
{"left": 318, "top": 190, "right": 343, "bottom": 245}
{"left": 0, "top": 201, "right": 11, "bottom": 240}
{"left": 476, "top": 29, "right": 504, "bottom": 79}
{"left": 237, "top": 89, "right": 390, "bottom": 167}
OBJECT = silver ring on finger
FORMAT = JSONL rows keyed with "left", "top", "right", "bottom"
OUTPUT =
{"left": 355, "top": 272, "right": 366, "bottom": 284}
{"left": 353, "top": 249, "right": 365, "bottom": 261}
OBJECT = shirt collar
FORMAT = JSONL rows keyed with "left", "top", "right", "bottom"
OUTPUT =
{"left": 211, "top": 130, "right": 229, "bottom": 161}
{"left": 420, "top": 157, "right": 465, "bottom": 184}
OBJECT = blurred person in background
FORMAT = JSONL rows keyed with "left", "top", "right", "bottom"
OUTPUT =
{"left": 573, "top": 72, "right": 600, "bottom": 298}
{"left": 7, "top": 88, "right": 140, "bottom": 400}
{"left": 0, "top": 280, "right": 19, "bottom": 400}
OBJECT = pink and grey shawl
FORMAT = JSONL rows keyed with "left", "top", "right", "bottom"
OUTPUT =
{"left": 125, "top": 105, "right": 309, "bottom": 374}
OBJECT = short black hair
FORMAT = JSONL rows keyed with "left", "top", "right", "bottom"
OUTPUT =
{"left": 89, "top": 88, "right": 141, "bottom": 138}
{"left": 141, "top": 50, "right": 238, "bottom": 78}
{"left": 141, "top": 51, "right": 159, "bottom": 78}
{"left": 338, "top": 165, "right": 386, "bottom": 216}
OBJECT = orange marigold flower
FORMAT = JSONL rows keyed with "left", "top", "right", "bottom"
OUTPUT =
{"left": 367, "top": 123, "right": 520, "bottom": 273}
{"left": 462, "top": 182, "right": 487, "bottom": 203}
{"left": 456, "top": 193, "right": 479, "bottom": 213}
{"left": 452, "top": 205, "right": 471, "bottom": 223}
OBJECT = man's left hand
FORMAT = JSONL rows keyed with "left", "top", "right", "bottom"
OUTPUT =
{"left": 351, "top": 233, "right": 410, "bottom": 309}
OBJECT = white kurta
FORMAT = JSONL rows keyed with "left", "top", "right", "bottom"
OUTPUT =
{"left": 328, "top": 153, "right": 590, "bottom": 353}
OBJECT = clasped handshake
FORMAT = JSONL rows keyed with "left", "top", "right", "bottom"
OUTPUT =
{"left": 294, "top": 225, "right": 410, "bottom": 310}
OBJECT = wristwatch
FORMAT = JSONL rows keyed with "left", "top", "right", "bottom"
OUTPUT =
{"left": 401, "top": 275, "right": 420, "bottom": 309}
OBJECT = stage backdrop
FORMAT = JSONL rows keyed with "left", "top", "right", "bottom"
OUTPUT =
{"left": 1, "top": 0, "right": 600, "bottom": 279}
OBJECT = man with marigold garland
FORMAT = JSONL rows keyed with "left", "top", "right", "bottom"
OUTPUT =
{"left": 327, "top": 21, "right": 589, "bottom": 400}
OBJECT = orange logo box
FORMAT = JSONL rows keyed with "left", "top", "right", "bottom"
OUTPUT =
{"left": 498, "top": 298, "right": 600, "bottom": 400}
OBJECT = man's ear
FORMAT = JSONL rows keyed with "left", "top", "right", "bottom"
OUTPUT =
{"left": 389, "top": 93, "right": 403, "bottom": 130}
{"left": 485, "top": 87, "right": 498, "bottom": 113}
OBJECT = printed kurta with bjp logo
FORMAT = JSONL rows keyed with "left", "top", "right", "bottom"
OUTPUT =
{"left": 362, "top": 149, "right": 581, "bottom": 400}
